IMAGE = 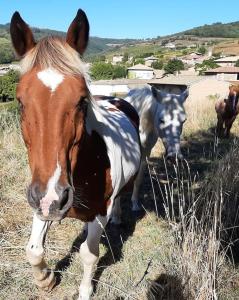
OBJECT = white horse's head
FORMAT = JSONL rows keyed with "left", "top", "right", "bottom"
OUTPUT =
{"left": 151, "top": 86, "right": 188, "bottom": 162}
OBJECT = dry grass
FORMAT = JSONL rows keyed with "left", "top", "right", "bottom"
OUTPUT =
{"left": 1, "top": 90, "right": 239, "bottom": 300}
{"left": 213, "top": 40, "right": 239, "bottom": 56}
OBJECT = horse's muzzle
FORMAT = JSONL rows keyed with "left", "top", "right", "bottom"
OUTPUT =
{"left": 27, "top": 183, "right": 74, "bottom": 221}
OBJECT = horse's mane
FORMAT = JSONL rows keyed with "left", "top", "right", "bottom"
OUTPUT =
{"left": 20, "top": 36, "right": 89, "bottom": 81}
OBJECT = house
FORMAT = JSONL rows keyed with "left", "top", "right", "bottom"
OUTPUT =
{"left": 214, "top": 56, "right": 239, "bottom": 67}
{"left": 164, "top": 42, "right": 176, "bottom": 49}
{"left": 204, "top": 67, "right": 239, "bottom": 81}
{"left": 148, "top": 75, "right": 205, "bottom": 94}
{"left": 127, "top": 64, "right": 154, "bottom": 79}
{"left": 0, "top": 64, "right": 20, "bottom": 76}
{"left": 112, "top": 55, "right": 124, "bottom": 65}
{"left": 149, "top": 75, "right": 229, "bottom": 102}
{"left": 181, "top": 52, "right": 206, "bottom": 66}
{"left": 144, "top": 56, "right": 158, "bottom": 67}
{"left": 90, "top": 79, "right": 149, "bottom": 96}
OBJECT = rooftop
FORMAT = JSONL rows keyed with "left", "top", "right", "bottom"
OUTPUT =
{"left": 214, "top": 56, "right": 239, "bottom": 62}
{"left": 91, "top": 78, "right": 150, "bottom": 85}
{"left": 204, "top": 66, "right": 239, "bottom": 74}
{"left": 91, "top": 75, "right": 205, "bottom": 86}
{"left": 127, "top": 64, "right": 153, "bottom": 71}
{"left": 148, "top": 74, "right": 205, "bottom": 86}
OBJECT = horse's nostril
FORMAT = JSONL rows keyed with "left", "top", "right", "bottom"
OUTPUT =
{"left": 60, "top": 189, "right": 69, "bottom": 210}
{"left": 27, "top": 183, "right": 41, "bottom": 208}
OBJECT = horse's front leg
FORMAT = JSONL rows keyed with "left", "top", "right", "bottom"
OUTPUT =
{"left": 131, "top": 159, "right": 145, "bottom": 211}
{"left": 216, "top": 115, "right": 224, "bottom": 137}
{"left": 79, "top": 215, "right": 107, "bottom": 300}
{"left": 26, "top": 213, "right": 55, "bottom": 291}
{"left": 110, "top": 196, "right": 122, "bottom": 224}
{"left": 225, "top": 117, "right": 236, "bottom": 138}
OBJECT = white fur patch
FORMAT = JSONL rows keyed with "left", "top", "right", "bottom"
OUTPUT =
{"left": 86, "top": 100, "right": 141, "bottom": 211}
{"left": 40, "top": 162, "right": 61, "bottom": 216}
{"left": 37, "top": 68, "right": 64, "bottom": 92}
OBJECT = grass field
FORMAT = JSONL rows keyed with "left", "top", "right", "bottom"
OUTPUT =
{"left": 213, "top": 39, "right": 239, "bottom": 55}
{"left": 1, "top": 93, "right": 239, "bottom": 299}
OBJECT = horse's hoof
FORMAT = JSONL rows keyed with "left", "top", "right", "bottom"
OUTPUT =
{"left": 35, "top": 269, "right": 56, "bottom": 292}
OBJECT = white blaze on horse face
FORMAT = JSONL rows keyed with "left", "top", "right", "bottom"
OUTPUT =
{"left": 37, "top": 68, "right": 64, "bottom": 92}
{"left": 40, "top": 162, "right": 61, "bottom": 216}
{"left": 156, "top": 97, "right": 185, "bottom": 157}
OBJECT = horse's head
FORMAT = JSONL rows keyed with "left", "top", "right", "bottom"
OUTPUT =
{"left": 10, "top": 10, "right": 90, "bottom": 221}
{"left": 228, "top": 85, "right": 239, "bottom": 113}
{"left": 151, "top": 86, "right": 188, "bottom": 162}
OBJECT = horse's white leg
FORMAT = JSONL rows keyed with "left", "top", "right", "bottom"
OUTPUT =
{"left": 131, "top": 160, "right": 145, "bottom": 211}
{"left": 78, "top": 215, "right": 107, "bottom": 300}
{"left": 110, "top": 196, "right": 122, "bottom": 225}
{"left": 26, "top": 213, "right": 55, "bottom": 291}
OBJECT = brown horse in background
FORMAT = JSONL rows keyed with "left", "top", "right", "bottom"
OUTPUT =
{"left": 215, "top": 85, "right": 239, "bottom": 138}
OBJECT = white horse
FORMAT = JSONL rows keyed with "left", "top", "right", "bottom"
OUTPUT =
{"left": 125, "top": 86, "right": 188, "bottom": 212}
{"left": 110, "top": 86, "right": 188, "bottom": 223}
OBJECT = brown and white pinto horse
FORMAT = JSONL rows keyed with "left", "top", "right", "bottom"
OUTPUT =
{"left": 215, "top": 85, "right": 239, "bottom": 138}
{"left": 10, "top": 10, "right": 140, "bottom": 300}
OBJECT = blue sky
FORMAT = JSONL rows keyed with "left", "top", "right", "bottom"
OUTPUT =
{"left": 1, "top": 0, "right": 239, "bottom": 39}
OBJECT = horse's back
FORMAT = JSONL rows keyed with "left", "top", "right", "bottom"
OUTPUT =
{"left": 94, "top": 95, "right": 139, "bottom": 130}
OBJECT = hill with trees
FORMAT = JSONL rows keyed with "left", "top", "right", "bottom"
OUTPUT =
{"left": 182, "top": 21, "right": 239, "bottom": 38}
{"left": 0, "top": 23, "right": 138, "bottom": 61}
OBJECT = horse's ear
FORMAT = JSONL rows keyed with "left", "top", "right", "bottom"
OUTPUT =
{"left": 181, "top": 88, "right": 189, "bottom": 102}
{"left": 66, "top": 9, "right": 89, "bottom": 55}
{"left": 10, "top": 11, "right": 36, "bottom": 57}
{"left": 151, "top": 86, "right": 164, "bottom": 103}
{"left": 151, "top": 86, "right": 158, "bottom": 98}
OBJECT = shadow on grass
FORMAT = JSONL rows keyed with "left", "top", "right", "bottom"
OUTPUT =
{"left": 55, "top": 126, "right": 239, "bottom": 292}
{"left": 54, "top": 191, "right": 144, "bottom": 291}
{"left": 146, "top": 274, "right": 187, "bottom": 300}
{"left": 139, "top": 127, "right": 238, "bottom": 216}
{"left": 54, "top": 228, "right": 87, "bottom": 286}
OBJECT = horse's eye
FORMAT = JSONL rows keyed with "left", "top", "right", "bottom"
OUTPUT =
{"left": 160, "top": 119, "right": 165, "bottom": 124}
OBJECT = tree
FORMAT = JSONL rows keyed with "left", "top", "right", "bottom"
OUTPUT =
{"left": 235, "top": 59, "right": 239, "bottom": 67}
{"left": 122, "top": 53, "right": 129, "bottom": 63}
{"left": 0, "top": 43, "right": 16, "bottom": 64}
{"left": 134, "top": 58, "right": 145, "bottom": 65}
{"left": 0, "top": 70, "right": 19, "bottom": 102}
{"left": 195, "top": 59, "right": 219, "bottom": 75}
{"left": 197, "top": 46, "right": 207, "bottom": 55}
{"left": 90, "top": 62, "right": 114, "bottom": 80}
{"left": 113, "top": 65, "right": 126, "bottom": 79}
{"left": 151, "top": 60, "right": 163, "bottom": 70}
{"left": 164, "top": 59, "right": 185, "bottom": 74}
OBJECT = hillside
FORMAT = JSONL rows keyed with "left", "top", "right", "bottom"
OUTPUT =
{"left": 1, "top": 19, "right": 239, "bottom": 64}
{"left": 0, "top": 23, "right": 138, "bottom": 56}
{"left": 182, "top": 21, "right": 239, "bottom": 38}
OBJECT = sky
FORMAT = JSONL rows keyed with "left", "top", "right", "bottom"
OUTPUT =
{"left": 1, "top": 0, "right": 239, "bottom": 39}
